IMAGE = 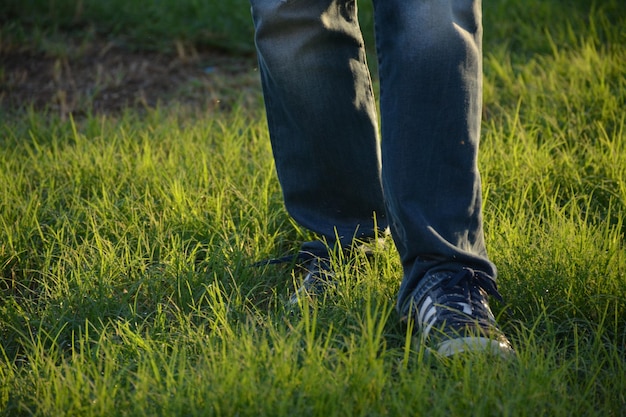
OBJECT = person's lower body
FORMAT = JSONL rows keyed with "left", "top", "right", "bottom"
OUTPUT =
{"left": 250, "top": 0, "right": 513, "bottom": 356}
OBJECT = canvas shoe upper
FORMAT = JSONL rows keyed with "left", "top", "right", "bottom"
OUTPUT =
{"left": 288, "top": 256, "right": 334, "bottom": 305}
{"left": 404, "top": 268, "right": 514, "bottom": 357}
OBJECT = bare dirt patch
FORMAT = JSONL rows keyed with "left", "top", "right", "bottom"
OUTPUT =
{"left": 0, "top": 40, "right": 262, "bottom": 118}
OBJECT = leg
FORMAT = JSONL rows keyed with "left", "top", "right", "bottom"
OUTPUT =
{"left": 374, "top": 0, "right": 512, "bottom": 356}
{"left": 373, "top": 0, "right": 495, "bottom": 308}
{"left": 250, "top": 0, "right": 387, "bottom": 250}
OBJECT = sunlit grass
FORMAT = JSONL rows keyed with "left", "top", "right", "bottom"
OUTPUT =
{"left": 1, "top": 0, "right": 626, "bottom": 415}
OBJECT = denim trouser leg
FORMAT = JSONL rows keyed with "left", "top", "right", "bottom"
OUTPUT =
{"left": 372, "top": 0, "right": 496, "bottom": 310}
{"left": 250, "top": 0, "right": 496, "bottom": 309}
{"left": 250, "top": 0, "right": 388, "bottom": 249}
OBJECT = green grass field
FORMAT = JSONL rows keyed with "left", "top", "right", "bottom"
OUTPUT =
{"left": 1, "top": 0, "right": 626, "bottom": 415}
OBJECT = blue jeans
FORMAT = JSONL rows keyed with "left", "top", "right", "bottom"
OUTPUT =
{"left": 250, "top": 0, "right": 496, "bottom": 310}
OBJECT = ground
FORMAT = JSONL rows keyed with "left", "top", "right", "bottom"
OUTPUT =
{"left": 0, "top": 39, "right": 261, "bottom": 118}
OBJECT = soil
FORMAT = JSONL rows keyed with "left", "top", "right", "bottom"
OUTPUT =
{"left": 0, "top": 40, "right": 262, "bottom": 118}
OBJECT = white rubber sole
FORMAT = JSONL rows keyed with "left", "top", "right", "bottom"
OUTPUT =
{"left": 435, "top": 336, "right": 515, "bottom": 358}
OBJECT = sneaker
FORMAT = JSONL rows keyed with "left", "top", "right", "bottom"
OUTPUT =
{"left": 404, "top": 268, "right": 514, "bottom": 357}
{"left": 255, "top": 237, "right": 388, "bottom": 306}
{"left": 288, "top": 256, "right": 334, "bottom": 305}
{"left": 288, "top": 237, "right": 388, "bottom": 305}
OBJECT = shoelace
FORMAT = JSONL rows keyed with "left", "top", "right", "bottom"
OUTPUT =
{"left": 441, "top": 267, "right": 504, "bottom": 304}
{"left": 252, "top": 250, "right": 322, "bottom": 268}
{"left": 253, "top": 237, "right": 384, "bottom": 269}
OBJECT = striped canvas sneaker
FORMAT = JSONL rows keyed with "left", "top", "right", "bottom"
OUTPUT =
{"left": 288, "top": 256, "right": 334, "bottom": 305}
{"left": 405, "top": 268, "right": 514, "bottom": 357}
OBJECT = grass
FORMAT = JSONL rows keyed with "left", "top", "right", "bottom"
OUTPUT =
{"left": 0, "top": 0, "right": 255, "bottom": 53}
{"left": 1, "top": 0, "right": 626, "bottom": 415}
